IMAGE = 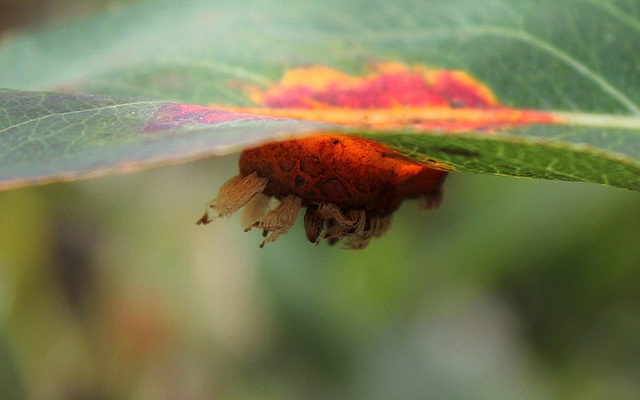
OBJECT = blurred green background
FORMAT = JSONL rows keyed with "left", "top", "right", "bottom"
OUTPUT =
{"left": 1, "top": 1, "right": 640, "bottom": 399}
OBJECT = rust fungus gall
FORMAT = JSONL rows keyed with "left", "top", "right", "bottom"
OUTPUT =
{"left": 197, "top": 63, "right": 557, "bottom": 249}
{"left": 198, "top": 134, "right": 447, "bottom": 249}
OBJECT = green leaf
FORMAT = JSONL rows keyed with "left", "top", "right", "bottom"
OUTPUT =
{"left": 0, "top": 0, "right": 639, "bottom": 191}
{"left": 1, "top": 88, "right": 638, "bottom": 191}
{"left": 364, "top": 123, "right": 640, "bottom": 191}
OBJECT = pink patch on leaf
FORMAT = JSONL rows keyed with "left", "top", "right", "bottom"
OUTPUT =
{"left": 144, "top": 104, "right": 275, "bottom": 132}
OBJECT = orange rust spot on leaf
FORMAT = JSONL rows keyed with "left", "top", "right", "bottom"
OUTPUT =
{"left": 250, "top": 63, "right": 490, "bottom": 109}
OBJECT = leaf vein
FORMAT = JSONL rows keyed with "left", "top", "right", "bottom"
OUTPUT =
{"left": 0, "top": 100, "right": 166, "bottom": 136}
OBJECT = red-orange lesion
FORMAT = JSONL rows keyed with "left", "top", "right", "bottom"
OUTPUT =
{"left": 218, "top": 63, "right": 558, "bottom": 131}
{"left": 248, "top": 63, "right": 500, "bottom": 109}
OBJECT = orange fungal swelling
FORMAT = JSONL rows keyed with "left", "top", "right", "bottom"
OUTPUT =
{"left": 198, "top": 134, "right": 447, "bottom": 249}
{"left": 197, "top": 63, "right": 556, "bottom": 249}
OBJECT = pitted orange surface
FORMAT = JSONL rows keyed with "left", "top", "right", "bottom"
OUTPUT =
{"left": 239, "top": 134, "right": 446, "bottom": 215}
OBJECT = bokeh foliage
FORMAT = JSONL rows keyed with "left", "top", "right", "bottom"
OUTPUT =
{"left": 0, "top": 0, "right": 639, "bottom": 399}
